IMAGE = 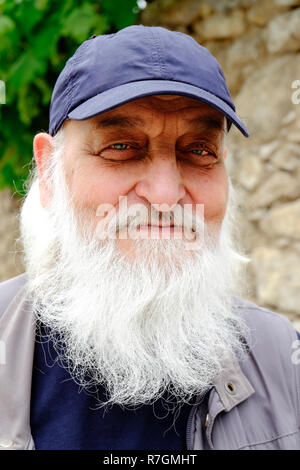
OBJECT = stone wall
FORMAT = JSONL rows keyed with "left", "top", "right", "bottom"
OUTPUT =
{"left": 141, "top": 0, "right": 300, "bottom": 324}
{"left": 1, "top": 0, "right": 300, "bottom": 326}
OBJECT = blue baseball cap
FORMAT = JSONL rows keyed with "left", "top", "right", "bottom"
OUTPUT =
{"left": 49, "top": 25, "right": 249, "bottom": 137}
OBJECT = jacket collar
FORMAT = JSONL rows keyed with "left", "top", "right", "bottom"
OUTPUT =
{"left": 211, "top": 350, "right": 255, "bottom": 412}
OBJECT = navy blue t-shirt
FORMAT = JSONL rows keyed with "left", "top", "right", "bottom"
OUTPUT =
{"left": 30, "top": 327, "right": 195, "bottom": 450}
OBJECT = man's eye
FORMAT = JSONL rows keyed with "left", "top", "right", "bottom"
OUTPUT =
{"left": 190, "top": 149, "right": 208, "bottom": 156}
{"left": 180, "top": 147, "right": 217, "bottom": 166}
{"left": 110, "top": 143, "right": 131, "bottom": 150}
{"left": 98, "top": 143, "right": 141, "bottom": 162}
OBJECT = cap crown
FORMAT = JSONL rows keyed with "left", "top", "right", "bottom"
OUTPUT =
{"left": 49, "top": 25, "right": 235, "bottom": 136}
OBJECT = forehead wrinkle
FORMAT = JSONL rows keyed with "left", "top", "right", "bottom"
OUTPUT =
{"left": 93, "top": 114, "right": 145, "bottom": 130}
{"left": 87, "top": 104, "right": 225, "bottom": 140}
{"left": 91, "top": 109, "right": 174, "bottom": 139}
{"left": 185, "top": 115, "right": 226, "bottom": 133}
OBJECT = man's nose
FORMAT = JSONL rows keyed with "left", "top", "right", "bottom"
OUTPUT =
{"left": 135, "top": 156, "right": 186, "bottom": 209}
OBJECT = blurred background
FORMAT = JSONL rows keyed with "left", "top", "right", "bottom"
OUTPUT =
{"left": 0, "top": 0, "right": 300, "bottom": 325}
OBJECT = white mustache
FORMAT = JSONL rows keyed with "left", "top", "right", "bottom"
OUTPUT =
{"left": 102, "top": 203, "right": 205, "bottom": 235}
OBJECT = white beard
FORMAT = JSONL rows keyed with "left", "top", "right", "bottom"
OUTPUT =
{"left": 19, "top": 134, "right": 250, "bottom": 408}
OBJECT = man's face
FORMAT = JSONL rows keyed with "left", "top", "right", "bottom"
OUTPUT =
{"left": 55, "top": 95, "right": 228, "bottom": 253}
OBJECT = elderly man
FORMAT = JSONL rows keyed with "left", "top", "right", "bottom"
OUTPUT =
{"left": 0, "top": 25, "right": 299, "bottom": 451}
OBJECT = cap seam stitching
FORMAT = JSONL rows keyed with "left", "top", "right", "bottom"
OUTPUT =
{"left": 149, "top": 28, "right": 161, "bottom": 77}
{"left": 153, "top": 29, "right": 166, "bottom": 78}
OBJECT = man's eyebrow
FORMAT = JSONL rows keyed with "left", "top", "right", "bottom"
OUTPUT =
{"left": 94, "top": 115, "right": 145, "bottom": 129}
{"left": 187, "top": 115, "right": 226, "bottom": 132}
{"left": 93, "top": 113, "right": 225, "bottom": 132}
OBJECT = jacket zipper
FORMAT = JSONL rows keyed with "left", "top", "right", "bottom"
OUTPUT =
{"left": 186, "top": 386, "right": 213, "bottom": 450}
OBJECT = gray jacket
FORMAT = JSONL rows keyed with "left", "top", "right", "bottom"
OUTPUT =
{"left": 0, "top": 273, "right": 300, "bottom": 450}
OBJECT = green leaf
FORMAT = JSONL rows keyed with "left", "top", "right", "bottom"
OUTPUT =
{"left": 8, "top": 51, "right": 46, "bottom": 90}
{"left": 18, "top": 85, "right": 40, "bottom": 125}
{"left": 32, "top": 21, "right": 60, "bottom": 60}
{"left": 35, "top": 0, "right": 49, "bottom": 11}
{"left": 0, "top": 15, "right": 15, "bottom": 34}
{"left": 34, "top": 77, "right": 52, "bottom": 105}
{"left": 61, "top": 3, "right": 104, "bottom": 43}
{"left": 1, "top": 163, "right": 15, "bottom": 188}
{"left": 101, "top": 0, "right": 138, "bottom": 30}
{"left": 14, "top": 0, "right": 47, "bottom": 36}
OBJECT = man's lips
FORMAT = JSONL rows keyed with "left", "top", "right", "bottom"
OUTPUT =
{"left": 135, "top": 224, "right": 189, "bottom": 233}
{"left": 137, "top": 224, "right": 175, "bottom": 228}
{"left": 117, "top": 224, "right": 196, "bottom": 233}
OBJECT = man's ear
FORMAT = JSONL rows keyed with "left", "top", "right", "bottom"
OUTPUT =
{"left": 33, "top": 133, "right": 54, "bottom": 208}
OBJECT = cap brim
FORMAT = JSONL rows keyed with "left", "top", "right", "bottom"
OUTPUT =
{"left": 68, "top": 80, "right": 249, "bottom": 137}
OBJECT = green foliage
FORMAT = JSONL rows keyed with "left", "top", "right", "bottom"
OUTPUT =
{"left": 0, "top": 0, "right": 140, "bottom": 195}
